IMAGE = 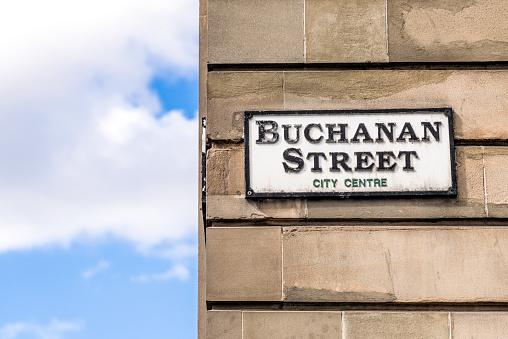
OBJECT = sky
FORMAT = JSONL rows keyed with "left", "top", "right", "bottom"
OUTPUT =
{"left": 0, "top": 1, "right": 199, "bottom": 338}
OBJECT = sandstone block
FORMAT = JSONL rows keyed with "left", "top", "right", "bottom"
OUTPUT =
{"left": 206, "top": 311, "right": 242, "bottom": 339}
{"left": 207, "top": 71, "right": 283, "bottom": 141}
{"left": 208, "top": 0, "right": 304, "bottom": 64}
{"left": 206, "top": 195, "right": 307, "bottom": 221}
{"left": 206, "top": 227, "right": 281, "bottom": 301}
{"left": 306, "top": 147, "right": 485, "bottom": 219}
{"left": 306, "top": 0, "right": 386, "bottom": 63}
{"left": 484, "top": 147, "right": 508, "bottom": 218}
{"left": 388, "top": 0, "right": 508, "bottom": 62}
{"left": 283, "top": 226, "right": 508, "bottom": 302}
{"left": 452, "top": 312, "right": 508, "bottom": 339}
{"left": 344, "top": 312, "right": 449, "bottom": 339}
{"left": 206, "top": 148, "right": 244, "bottom": 196}
{"left": 284, "top": 70, "right": 508, "bottom": 140}
{"left": 243, "top": 311, "right": 341, "bottom": 339}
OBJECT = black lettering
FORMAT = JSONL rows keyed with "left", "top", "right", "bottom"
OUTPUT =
{"left": 421, "top": 121, "right": 442, "bottom": 141}
{"left": 282, "top": 124, "right": 301, "bottom": 144}
{"left": 351, "top": 123, "right": 373, "bottom": 143}
{"left": 325, "top": 124, "right": 348, "bottom": 143}
{"left": 354, "top": 152, "right": 375, "bottom": 171}
{"left": 396, "top": 122, "right": 420, "bottom": 142}
{"left": 329, "top": 152, "right": 352, "bottom": 172}
{"left": 282, "top": 148, "right": 304, "bottom": 173}
{"left": 306, "top": 152, "right": 327, "bottom": 172}
{"left": 377, "top": 151, "right": 397, "bottom": 171}
{"left": 256, "top": 120, "right": 279, "bottom": 144}
{"left": 304, "top": 123, "right": 323, "bottom": 143}
{"left": 375, "top": 123, "right": 395, "bottom": 142}
{"left": 398, "top": 151, "right": 419, "bottom": 171}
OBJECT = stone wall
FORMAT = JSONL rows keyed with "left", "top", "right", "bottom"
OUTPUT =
{"left": 199, "top": 0, "right": 508, "bottom": 337}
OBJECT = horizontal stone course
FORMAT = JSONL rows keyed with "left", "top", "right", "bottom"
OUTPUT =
{"left": 206, "top": 0, "right": 508, "bottom": 64}
{"left": 205, "top": 225, "right": 508, "bottom": 304}
{"left": 206, "top": 146, "right": 485, "bottom": 220}
{"left": 283, "top": 226, "right": 508, "bottom": 303}
{"left": 206, "top": 310, "right": 508, "bottom": 338}
{"left": 207, "top": 70, "right": 508, "bottom": 142}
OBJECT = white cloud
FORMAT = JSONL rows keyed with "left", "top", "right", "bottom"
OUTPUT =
{"left": 131, "top": 264, "right": 190, "bottom": 282}
{"left": 137, "top": 241, "right": 198, "bottom": 261}
{"left": 0, "top": 319, "right": 83, "bottom": 339}
{"left": 0, "top": 1, "right": 199, "bottom": 252}
{"left": 81, "top": 260, "right": 111, "bottom": 279}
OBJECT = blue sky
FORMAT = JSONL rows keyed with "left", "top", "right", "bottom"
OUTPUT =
{"left": 0, "top": 1, "right": 199, "bottom": 338}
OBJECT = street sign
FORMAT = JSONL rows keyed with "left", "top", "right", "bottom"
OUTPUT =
{"left": 244, "top": 109, "right": 456, "bottom": 198}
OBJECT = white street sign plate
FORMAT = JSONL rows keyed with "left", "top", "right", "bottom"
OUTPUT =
{"left": 244, "top": 109, "right": 456, "bottom": 198}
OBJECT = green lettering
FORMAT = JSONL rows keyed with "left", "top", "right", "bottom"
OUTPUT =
{"left": 313, "top": 179, "right": 320, "bottom": 188}
{"left": 374, "top": 179, "right": 381, "bottom": 187}
{"left": 353, "top": 179, "right": 358, "bottom": 187}
{"left": 381, "top": 178, "right": 387, "bottom": 187}
{"left": 345, "top": 179, "right": 351, "bottom": 187}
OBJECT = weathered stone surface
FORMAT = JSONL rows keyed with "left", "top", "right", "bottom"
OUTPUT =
{"left": 208, "top": 0, "right": 304, "bottom": 64}
{"left": 206, "top": 227, "right": 282, "bottom": 301}
{"left": 206, "top": 195, "right": 307, "bottom": 220}
{"left": 284, "top": 70, "right": 508, "bottom": 140}
{"left": 388, "top": 0, "right": 508, "bottom": 62}
{"left": 306, "top": 0, "right": 386, "bottom": 63}
{"left": 243, "top": 311, "right": 341, "bottom": 339}
{"left": 206, "top": 148, "right": 244, "bottom": 196}
{"left": 484, "top": 147, "right": 508, "bottom": 218}
{"left": 283, "top": 226, "right": 508, "bottom": 302}
{"left": 307, "top": 147, "right": 485, "bottom": 219}
{"left": 207, "top": 71, "right": 283, "bottom": 141}
{"left": 344, "top": 312, "right": 449, "bottom": 339}
{"left": 452, "top": 312, "right": 508, "bottom": 339}
{"left": 206, "top": 311, "right": 242, "bottom": 339}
